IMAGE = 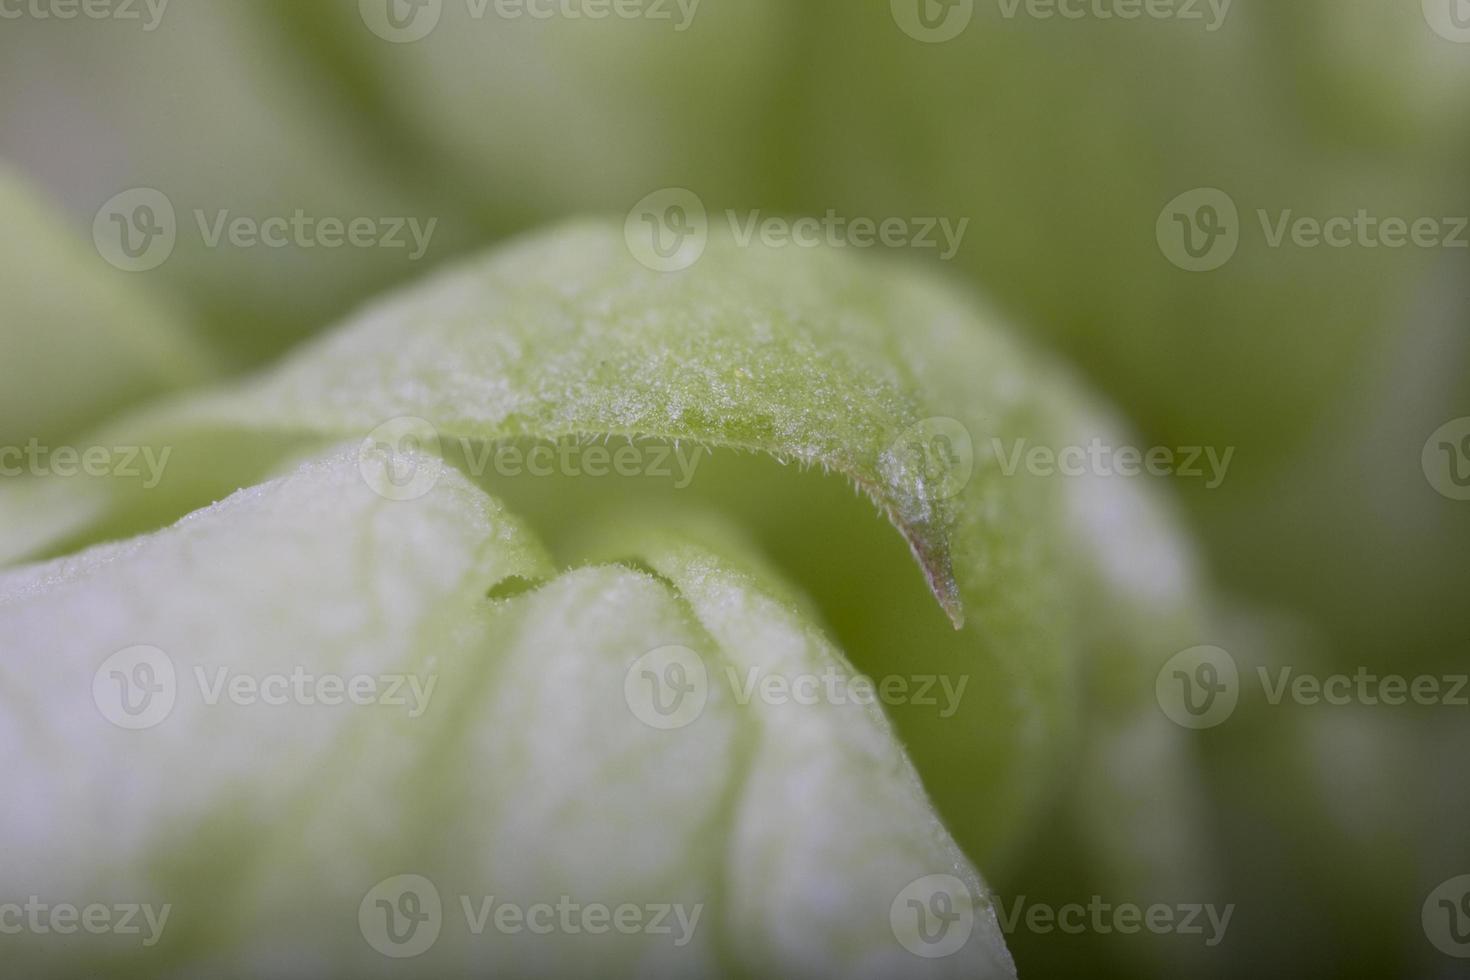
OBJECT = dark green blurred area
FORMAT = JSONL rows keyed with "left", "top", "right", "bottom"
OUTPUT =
{"left": 2, "top": 2, "right": 1467, "bottom": 977}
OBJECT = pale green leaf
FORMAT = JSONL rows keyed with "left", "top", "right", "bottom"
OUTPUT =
{"left": 1, "top": 445, "right": 1013, "bottom": 977}
{"left": 0, "top": 166, "right": 216, "bottom": 447}
{"left": 2, "top": 219, "right": 1211, "bottom": 893}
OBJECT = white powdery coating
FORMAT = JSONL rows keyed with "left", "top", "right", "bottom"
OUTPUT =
{"left": 173, "top": 221, "right": 1052, "bottom": 622}
{"left": 648, "top": 544, "right": 1015, "bottom": 980}
{"left": 0, "top": 446, "right": 549, "bottom": 970}
{"left": 0, "top": 445, "right": 1014, "bottom": 977}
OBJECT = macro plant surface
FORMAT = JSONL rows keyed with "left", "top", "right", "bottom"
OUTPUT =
{"left": 2, "top": 3, "right": 1467, "bottom": 978}
{"left": 1, "top": 206, "right": 1217, "bottom": 976}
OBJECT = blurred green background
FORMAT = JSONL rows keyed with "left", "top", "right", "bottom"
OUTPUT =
{"left": 2, "top": 1, "right": 1467, "bottom": 976}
